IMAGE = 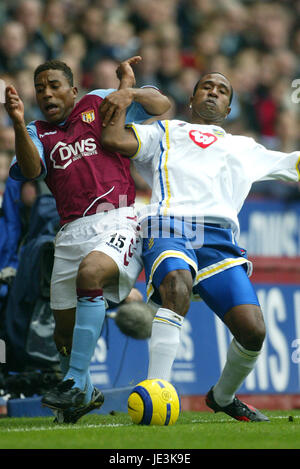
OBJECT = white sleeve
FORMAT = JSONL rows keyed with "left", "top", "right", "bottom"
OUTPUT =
{"left": 243, "top": 138, "right": 300, "bottom": 183}
{"left": 126, "top": 120, "right": 164, "bottom": 163}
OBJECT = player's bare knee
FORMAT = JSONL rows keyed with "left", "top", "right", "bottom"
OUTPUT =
{"left": 236, "top": 320, "right": 266, "bottom": 351}
{"left": 77, "top": 257, "right": 102, "bottom": 290}
{"left": 160, "top": 270, "right": 193, "bottom": 315}
{"left": 77, "top": 252, "right": 118, "bottom": 290}
{"left": 225, "top": 305, "right": 266, "bottom": 351}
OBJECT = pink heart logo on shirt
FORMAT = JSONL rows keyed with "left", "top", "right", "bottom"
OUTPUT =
{"left": 189, "top": 130, "right": 217, "bottom": 148}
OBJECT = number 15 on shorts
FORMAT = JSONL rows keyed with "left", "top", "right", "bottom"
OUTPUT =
{"left": 108, "top": 233, "right": 126, "bottom": 249}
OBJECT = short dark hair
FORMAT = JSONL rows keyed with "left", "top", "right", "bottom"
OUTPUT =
{"left": 193, "top": 72, "right": 233, "bottom": 105}
{"left": 34, "top": 60, "right": 74, "bottom": 86}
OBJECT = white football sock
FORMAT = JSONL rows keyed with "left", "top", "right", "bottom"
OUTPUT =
{"left": 147, "top": 308, "right": 184, "bottom": 381}
{"left": 213, "top": 338, "right": 261, "bottom": 407}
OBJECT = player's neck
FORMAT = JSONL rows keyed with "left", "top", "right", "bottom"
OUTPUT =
{"left": 191, "top": 116, "right": 224, "bottom": 126}
{"left": 190, "top": 108, "right": 225, "bottom": 127}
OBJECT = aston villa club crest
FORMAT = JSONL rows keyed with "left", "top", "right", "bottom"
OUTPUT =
{"left": 81, "top": 109, "right": 95, "bottom": 123}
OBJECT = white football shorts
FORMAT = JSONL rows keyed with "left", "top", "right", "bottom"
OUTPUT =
{"left": 50, "top": 207, "right": 143, "bottom": 310}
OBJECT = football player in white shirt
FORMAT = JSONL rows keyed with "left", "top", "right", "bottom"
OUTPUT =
{"left": 100, "top": 71, "right": 300, "bottom": 422}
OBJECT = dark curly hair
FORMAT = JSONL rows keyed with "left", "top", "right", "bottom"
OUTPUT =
{"left": 34, "top": 60, "right": 74, "bottom": 86}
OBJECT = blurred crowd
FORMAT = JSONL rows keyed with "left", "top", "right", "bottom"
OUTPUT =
{"left": 0, "top": 0, "right": 300, "bottom": 202}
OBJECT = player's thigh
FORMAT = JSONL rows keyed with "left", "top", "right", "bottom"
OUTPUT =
{"left": 142, "top": 236, "right": 197, "bottom": 306}
{"left": 195, "top": 264, "right": 260, "bottom": 321}
{"left": 147, "top": 255, "right": 195, "bottom": 310}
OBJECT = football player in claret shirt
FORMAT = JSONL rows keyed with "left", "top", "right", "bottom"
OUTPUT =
{"left": 5, "top": 56, "right": 170, "bottom": 422}
{"left": 101, "top": 72, "right": 300, "bottom": 422}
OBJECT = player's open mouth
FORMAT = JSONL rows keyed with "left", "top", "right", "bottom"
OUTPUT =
{"left": 44, "top": 103, "right": 59, "bottom": 115}
{"left": 206, "top": 98, "right": 217, "bottom": 105}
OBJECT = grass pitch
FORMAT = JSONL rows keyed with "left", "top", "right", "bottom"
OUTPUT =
{"left": 0, "top": 410, "right": 299, "bottom": 450}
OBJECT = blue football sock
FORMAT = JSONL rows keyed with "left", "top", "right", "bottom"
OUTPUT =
{"left": 64, "top": 288, "right": 106, "bottom": 394}
{"left": 84, "top": 372, "right": 94, "bottom": 404}
{"left": 60, "top": 352, "right": 94, "bottom": 403}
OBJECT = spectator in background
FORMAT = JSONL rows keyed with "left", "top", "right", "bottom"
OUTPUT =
{"left": 275, "top": 109, "right": 299, "bottom": 154}
{"left": 24, "top": 52, "right": 47, "bottom": 75}
{"left": 292, "top": 27, "right": 300, "bottom": 65}
{"left": 258, "top": 3, "right": 291, "bottom": 52}
{"left": 14, "top": 0, "right": 48, "bottom": 60}
{"left": 101, "top": 19, "right": 139, "bottom": 62}
{"left": 0, "top": 22, "right": 27, "bottom": 75}
{"left": 166, "top": 67, "right": 200, "bottom": 121}
{"left": 138, "top": 0, "right": 177, "bottom": 32}
{"left": 177, "top": 0, "right": 214, "bottom": 49}
{"left": 0, "top": 126, "right": 15, "bottom": 154}
{"left": 189, "top": 25, "right": 222, "bottom": 72}
{"left": 90, "top": 58, "right": 120, "bottom": 90}
{"left": 15, "top": 69, "right": 42, "bottom": 123}
{"left": 134, "top": 43, "right": 161, "bottom": 89}
{"left": 127, "top": 0, "right": 152, "bottom": 35}
{"left": 0, "top": 152, "right": 11, "bottom": 201}
{"left": 79, "top": 6, "right": 106, "bottom": 85}
{"left": 156, "top": 40, "right": 182, "bottom": 91}
{"left": 60, "top": 34, "right": 87, "bottom": 69}
{"left": 218, "top": 2, "right": 249, "bottom": 58}
{"left": 38, "top": 0, "right": 68, "bottom": 60}
{"left": 0, "top": 176, "right": 41, "bottom": 328}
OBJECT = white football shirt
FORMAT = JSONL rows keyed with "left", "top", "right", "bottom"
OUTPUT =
{"left": 128, "top": 119, "right": 300, "bottom": 240}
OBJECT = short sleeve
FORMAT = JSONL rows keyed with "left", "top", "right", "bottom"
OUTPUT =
{"left": 126, "top": 120, "right": 164, "bottom": 162}
{"left": 244, "top": 139, "right": 300, "bottom": 183}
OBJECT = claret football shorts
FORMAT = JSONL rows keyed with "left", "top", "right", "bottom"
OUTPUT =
{"left": 50, "top": 207, "right": 142, "bottom": 310}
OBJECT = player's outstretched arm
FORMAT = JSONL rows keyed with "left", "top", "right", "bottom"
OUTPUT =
{"left": 5, "top": 85, "right": 42, "bottom": 179}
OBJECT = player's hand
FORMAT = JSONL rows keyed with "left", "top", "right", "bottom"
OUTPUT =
{"left": 100, "top": 88, "right": 134, "bottom": 127}
{"left": 116, "top": 56, "right": 142, "bottom": 89}
{"left": 4, "top": 85, "right": 25, "bottom": 125}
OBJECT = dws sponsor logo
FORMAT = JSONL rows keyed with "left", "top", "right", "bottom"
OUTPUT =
{"left": 50, "top": 138, "right": 97, "bottom": 169}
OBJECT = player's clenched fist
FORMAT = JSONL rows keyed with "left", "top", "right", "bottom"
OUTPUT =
{"left": 5, "top": 85, "right": 25, "bottom": 125}
{"left": 100, "top": 88, "right": 135, "bottom": 128}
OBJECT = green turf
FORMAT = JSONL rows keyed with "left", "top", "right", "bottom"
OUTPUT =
{"left": 0, "top": 410, "right": 299, "bottom": 449}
